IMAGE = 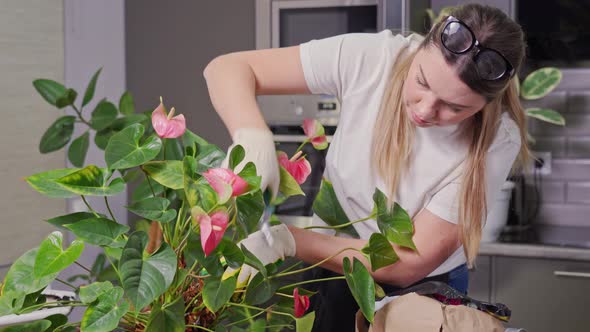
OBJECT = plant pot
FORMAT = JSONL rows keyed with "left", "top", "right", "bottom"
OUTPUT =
{"left": 0, "top": 288, "right": 76, "bottom": 328}
{"left": 482, "top": 180, "right": 515, "bottom": 243}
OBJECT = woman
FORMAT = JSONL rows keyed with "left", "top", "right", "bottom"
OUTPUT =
{"left": 204, "top": 3, "right": 530, "bottom": 330}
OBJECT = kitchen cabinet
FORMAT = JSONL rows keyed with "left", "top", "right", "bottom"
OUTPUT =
{"left": 430, "top": 0, "right": 513, "bottom": 17}
{"left": 494, "top": 257, "right": 590, "bottom": 331}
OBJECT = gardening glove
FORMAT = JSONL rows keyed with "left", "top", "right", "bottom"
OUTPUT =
{"left": 222, "top": 127, "right": 280, "bottom": 201}
{"left": 223, "top": 224, "right": 296, "bottom": 286}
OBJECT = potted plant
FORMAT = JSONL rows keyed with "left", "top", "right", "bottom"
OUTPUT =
{"left": 0, "top": 70, "right": 418, "bottom": 331}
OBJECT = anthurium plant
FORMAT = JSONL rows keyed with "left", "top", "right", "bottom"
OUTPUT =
{"left": 0, "top": 69, "right": 417, "bottom": 332}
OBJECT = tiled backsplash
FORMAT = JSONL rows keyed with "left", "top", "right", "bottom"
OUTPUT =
{"left": 524, "top": 69, "right": 590, "bottom": 227}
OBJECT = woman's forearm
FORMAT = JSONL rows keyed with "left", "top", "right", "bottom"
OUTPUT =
{"left": 203, "top": 54, "right": 268, "bottom": 136}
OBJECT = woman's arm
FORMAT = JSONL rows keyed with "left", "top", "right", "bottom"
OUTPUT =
{"left": 203, "top": 46, "right": 310, "bottom": 136}
{"left": 288, "top": 208, "right": 462, "bottom": 287}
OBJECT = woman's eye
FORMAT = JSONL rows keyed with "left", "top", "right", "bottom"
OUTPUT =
{"left": 415, "top": 76, "right": 427, "bottom": 87}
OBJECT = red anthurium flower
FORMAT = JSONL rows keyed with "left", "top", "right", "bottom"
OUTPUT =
{"left": 151, "top": 97, "right": 186, "bottom": 139}
{"left": 277, "top": 151, "right": 311, "bottom": 185}
{"left": 302, "top": 118, "right": 328, "bottom": 150}
{"left": 192, "top": 207, "right": 229, "bottom": 256}
{"left": 293, "top": 288, "right": 310, "bottom": 318}
{"left": 203, "top": 168, "right": 248, "bottom": 203}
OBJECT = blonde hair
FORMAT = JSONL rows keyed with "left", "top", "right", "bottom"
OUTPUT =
{"left": 371, "top": 4, "right": 531, "bottom": 267}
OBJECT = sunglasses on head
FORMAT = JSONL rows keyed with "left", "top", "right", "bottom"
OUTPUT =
{"left": 440, "top": 16, "right": 515, "bottom": 81}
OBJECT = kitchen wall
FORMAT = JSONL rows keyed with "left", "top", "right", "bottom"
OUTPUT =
{"left": 0, "top": 0, "right": 65, "bottom": 279}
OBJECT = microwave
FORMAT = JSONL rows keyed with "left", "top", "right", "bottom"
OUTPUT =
{"left": 254, "top": 0, "right": 430, "bottom": 127}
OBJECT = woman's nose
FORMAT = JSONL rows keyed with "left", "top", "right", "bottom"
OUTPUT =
{"left": 415, "top": 101, "right": 437, "bottom": 121}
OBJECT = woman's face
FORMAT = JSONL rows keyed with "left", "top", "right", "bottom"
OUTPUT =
{"left": 402, "top": 45, "right": 487, "bottom": 128}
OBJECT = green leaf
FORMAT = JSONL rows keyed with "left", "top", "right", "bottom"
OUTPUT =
{"left": 95, "top": 114, "right": 148, "bottom": 150}
{"left": 296, "top": 311, "right": 316, "bottom": 332}
{"left": 526, "top": 108, "right": 566, "bottom": 126}
{"left": 521, "top": 67, "right": 562, "bottom": 100}
{"left": 25, "top": 168, "right": 80, "bottom": 198}
{"left": 184, "top": 231, "right": 223, "bottom": 277}
{"left": 34, "top": 231, "right": 84, "bottom": 278}
{"left": 312, "top": 178, "right": 358, "bottom": 237}
{"left": 278, "top": 165, "right": 305, "bottom": 198}
{"left": 55, "top": 88, "right": 77, "bottom": 108}
{"left": 105, "top": 123, "right": 162, "bottom": 169}
{"left": 361, "top": 233, "right": 399, "bottom": 272}
{"left": 237, "top": 162, "right": 262, "bottom": 194}
{"left": 83, "top": 68, "right": 102, "bottom": 107}
{"left": 241, "top": 244, "right": 267, "bottom": 278}
{"left": 183, "top": 129, "right": 226, "bottom": 168}
{"left": 33, "top": 79, "right": 66, "bottom": 107}
{"left": 90, "top": 100, "right": 118, "bottom": 131}
{"left": 68, "top": 131, "right": 90, "bottom": 167}
{"left": 132, "top": 177, "right": 165, "bottom": 203}
{"left": 0, "top": 291, "right": 25, "bottom": 316}
{"left": 79, "top": 281, "right": 114, "bottom": 304}
{"left": 244, "top": 272, "right": 279, "bottom": 305}
{"left": 373, "top": 189, "right": 416, "bottom": 250}
{"left": 145, "top": 297, "right": 185, "bottom": 332}
{"left": 64, "top": 217, "right": 129, "bottom": 246}
{"left": 142, "top": 160, "right": 184, "bottom": 189}
{"left": 126, "top": 197, "right": 177, "bottom": 223}
{"left": 2, "top": 248, "right": 57, "bottom": 294}
{"left": 203, "top": 275, "right": 237, "bottom": 312}
{"left": 80, "top": 287, "right": 129, "bottom": 332}
{"left": 229, "top": 144, "right": 245, "bottom": 170}
{"left": 39, "top": 115, "right": 76, "bottom": 153}
{"left": 235, "top": 190, "right": 264, "bottom": 238}
{"left": 0, "top": 320, "right": 51, "bottom": 332}
{"left": 183, "top": 156, "right": 200, "bottom": 206}
{"left": 55, "top": 165, "right": 125, "bottom": 196}
{"left": 220, "top": 239, "right": 244, "bottom": 269}
{"left": 45, "top": 314, "right": 69, "bottom": 332}
{"left": 343, "top": 257, "right": 374, "bottom": 324}
{"left": 46, "top": 211, "right": 97, "bottom": 229}
{"left": 119, "top": 91, "right": 135, "bottom": 115}
{"left": 119, "top": 232, "right": 177, "bottom": 311}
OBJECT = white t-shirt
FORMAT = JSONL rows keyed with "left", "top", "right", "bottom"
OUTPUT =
{"left": 299, "top": 30, "right": 521, "bottom": 276}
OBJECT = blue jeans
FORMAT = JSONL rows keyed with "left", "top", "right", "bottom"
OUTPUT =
{"left": 446, "top": 263, "right": 469, "bottom": 294}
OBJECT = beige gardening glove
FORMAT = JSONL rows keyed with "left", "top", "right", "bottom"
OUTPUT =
{"left": 224, "top": 224, "right": 296, "bottom": 285}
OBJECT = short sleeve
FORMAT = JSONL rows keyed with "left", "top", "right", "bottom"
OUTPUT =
{"left": 298, "top": 31, "right": 417, "bottom": 100}
{"left": 426, "top": 115, "right": 522, "bottom": 224}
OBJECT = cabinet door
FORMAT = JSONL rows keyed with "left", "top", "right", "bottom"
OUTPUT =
{"left": 469, "top": 255, "right": 492, "bottom": 302}
{"left": 495, "top": 257, "right": 590, "bottom": 332}
{"left": 430, "top": 0, "right": 514, "bottom": 17}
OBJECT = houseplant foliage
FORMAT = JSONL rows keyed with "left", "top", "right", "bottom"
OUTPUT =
{"left": 0, "top": 70, "right": 418, "bottom": 331}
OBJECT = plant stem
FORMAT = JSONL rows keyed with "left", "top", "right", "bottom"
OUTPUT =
{"left": 143, "top": 170, "right": 157, "bottom": 197}
{"left": 162, "top": 138, "right": 167, "bottom": 160}
{"left": 105, "top": 253, "right": 123, "bottom": 285}
{"left": 74, "top": 261, "right": 92, "bottom": 274}
{"left": 295, "top": 139, "right": 309, "bottom": 154}
{"left": 227, "top": 302, "right": 296, "bottom": 320}
{"left": 20, "top": 301, "right": 85, "bottom": 314}
{"left": 54, "top": 323, "right": 79, "bottom": 332}
{"left": 278, "top": 276, "right": 346, "bottom": 292}
{"left": 55, "top": 278, "right": 77, "bottom": 290}
{"left": 224, "top": 308, "right": 267, "bottom": 328}
{"left": 303, "top": 213, "right": 376, "bottom": 231}
{"left": 71, "top": 104, "right": 92, "bottom": 126}
{"left": 186, "top": 325, "right": 214, "bottom": 332}
{"left": 81, "top": 195, "right": 100, "bottom": 217}
{"left": 272, "top": 247, "right": 358, "bottom": 279}
{"left": 104, "top": 196, "right": 117, "bottom": 222}
{"left": 276, "top": 292, "right": 294, "bottom": 298}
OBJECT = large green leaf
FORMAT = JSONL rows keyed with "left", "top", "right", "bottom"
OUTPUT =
{"left": 244, "top": 272, "right": 279, "bottom": 305}
{"left": 119, "top": 91, "right": 135, "bottom": 115}
{"left": 373, "top": 189, "right": 416, "bottom": 250}
{"left": 237, "top": 162, "right": 262, "bottom": 195}
{"left": 34, "top": 231, "right": 84, "bottom": 278}
{"left": 0, "top": 291, "right": 25, "bottom": 316}
{"left": 183, "top": 156, "right": 200, "bottom": 206}
{"left": 202, "top": 275, "right": 237, "bottom": 312}
{"left": 46, "top": 211, "right": 98, "bottom": 229}
{"left": 229, "top": 144, "right": 245, "bottom": 170}
{"left": 526, "top": 108, "right": 566, "bottom": 126}
{"left": 64, "top": 217, "right": 129, "bottom": 246}
{"left": 55, "top": 165, "right": 125, "bottom": 196}
{"left": 80, "top": 287, "right": 129, "bottom": 332}
{"left": 0, "top": 320, "right": 51, "bottom": 332}
{"left": 79, "top": 281, "right": 114, "bottom": 304}
{"left": 105, "top": 123, "right": 162, "bottom": 169}
{"left": 131, "top": 177, "right": 165, "bottom": 203}
{"left": 220, "top": 238, "right": 244, "bottom": 269}
{"left": 44, "top": 313, "right": 69, "bottom": 332}
{"left": 55, "top": 88, "right": 77, "bottom": 108}
{"left": 91, "top": 100, "right": 118, "bottom": 131}
{"left": 241, "top": 244, "right": 267, "bottom": 278}
{"left": 183, "top": 129, "right": 226, "bottom": 168}
{"left": 521, "top": 67, "right": 562, "bottom": 100}
{"left": 142, "top": 160, "right": 183, "bottom": 190}
{"left": 126, "top": 197, "right": 177, "bottom": 223}
{"left": 145, "top": 297, "right": 185, "bottom": 332}
{"left": 82, "top": 68, "right": 102, "bottom": 107}
{"left": 236, "top": 190, "right": 264, "bottom": 238}
{"left": 361, "top": 233, "right": 399, "bottom": 272}
{"left": 312, "top": 178, "right": 358, "bottom": 237}
{"left": 119, "top": 232, "right": 177, "bottom": 311}
{"left": 94, "top": 114, "right": 148, "bottom": 150}
{"left": 68, "top": 131, "right": 90, "bottom": 167}
{"left": 296, "top": 312, "right": 315, "bottom": 332}
{"left": 2, "top": 248, "right": 57, "bottom": 294}
{"left": 32, "top": 79, "right": 66, "bottom": 107}
{"left": 278, "top": 166, "right": 304, "bottom": 198}
{"left": 184, "top": 231, "right": 223, "bottom": 277}
{"left": 343, "top": 257, "right": 374, "bottom": 323}
{"left": 39, "top": 115, "right": 76, "bottom": 153}
{"left": 25, "top": 168, "right": 80, "bottom": 198}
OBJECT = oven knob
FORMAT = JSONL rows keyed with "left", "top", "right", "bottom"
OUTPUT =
{"left": 294, "top": 105, "right": 303, "bottom": 116}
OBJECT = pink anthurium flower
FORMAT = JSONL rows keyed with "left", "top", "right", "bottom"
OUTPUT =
{"left": 277, "top": 151, "right": 311, "bottom": 185}
{"left": 151, "top": 97, "right": 186, "bottom": 139}
{"left": 192, "top": 207, "right": 229, "bottom": 256}
{"left": 293, "top": 288, "right": 310, "bottom": 318}
{"left": 203, "top": 168, "right": 248, "bottom": 203}
{"left": 302, "top": 118, "right": 328, "bottom": 150}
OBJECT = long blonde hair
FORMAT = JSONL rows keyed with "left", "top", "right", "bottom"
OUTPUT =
{"left": 371, "top": 4, "right": 531, "bottom": 266}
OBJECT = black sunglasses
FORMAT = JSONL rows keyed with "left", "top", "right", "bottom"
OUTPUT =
{"left": 440, "top": 16, "right": 515, "bottom": 81}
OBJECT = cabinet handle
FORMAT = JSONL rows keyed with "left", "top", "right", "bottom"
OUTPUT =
{"left": 554, "top": 270, "right": 590, "bottom": 279}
